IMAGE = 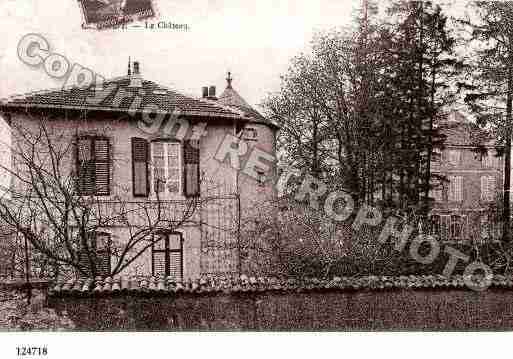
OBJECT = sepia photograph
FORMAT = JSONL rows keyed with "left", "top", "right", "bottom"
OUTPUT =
{"left": 0, "top": 0, "right": 513, "bottom": 357}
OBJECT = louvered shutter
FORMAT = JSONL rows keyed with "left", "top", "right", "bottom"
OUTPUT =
{"left": 152, "top": 234, "right": 168, "bottom": 277}
{"left": 481, "top": 176, "right": 487, "bottom": 201}
{"left": 95, "top": 232, "right": 111, "bottom": 277}
{"left": 169, "top": 233, "right": 183, "bottom": 281}
{"left": 78, "top": 250, "right": 93, "bottom": 277}
{"left": 77, "top": 137, "right": 95, "bottom": 195}
{"left": 132, "top": 138, "right": 149, "bottom": 197}
{"left": 94, "top": 138, "right": 110, "bottom": 196}
{"left": 153, "top": 252, "right": 167, "bottom": 277}
{"left": 78, "top": 232, "right": 111, "bottom": 277}
{"left": 456, "top": 176, "right": 463, "bottom": 201}
{"left": 183, "top": 140, "right": 200, "bottom": 197}
{"left": 152, "top": 233, "right": 183, "bottom": 279}
{"left": 169, "top": 252, "right": 182, "bottom": 281}
{"left": 488, "top": 176, "right": 495, "bottom": 201}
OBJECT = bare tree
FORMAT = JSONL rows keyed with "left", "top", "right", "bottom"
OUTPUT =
{"left": 0, "top": 112, "right": 224, "bottom": 279}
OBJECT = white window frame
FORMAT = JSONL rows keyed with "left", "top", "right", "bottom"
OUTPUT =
{"left": 150, "top": 141, "right": 182, "bottom": 198}
{"left": 481, "top": 175, "right": 495, "bottom": 202}
{"left": 448, "top": 176, "right": 463, "bottom": 202}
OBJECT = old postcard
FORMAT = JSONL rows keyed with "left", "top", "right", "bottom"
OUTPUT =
{"left": 0, "top": 0, "right": 512, "bottom": 357}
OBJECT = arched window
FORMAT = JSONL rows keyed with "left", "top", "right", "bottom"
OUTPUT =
{"left": 152, "top": 232, "right": 183, "bottom": 281}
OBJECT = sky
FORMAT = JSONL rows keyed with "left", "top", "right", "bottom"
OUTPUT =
{"left": 0, "top": 0, "right": 355, "bottom": 108}
{"left": 0, "top": 0, "right": 356, "bottom": 194}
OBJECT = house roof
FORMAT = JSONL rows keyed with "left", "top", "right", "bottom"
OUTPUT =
{"left": 217, "top": 72, "right": 279, "bottom": 129}
{"left": 1, "top": 69, "right": 280, "bottom": 130}
{"left": 0, "top": 75, "right": 265, "bottom": 124}
{"left": 436, "top": 110, "right": 497, "bottom": 148}
{"left": 48, "top": 274, "right": 505, "bottom": 297}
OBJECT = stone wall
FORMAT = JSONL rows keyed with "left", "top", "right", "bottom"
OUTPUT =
{"left": 47, "top": 287, "right": 513, "bottom": 331}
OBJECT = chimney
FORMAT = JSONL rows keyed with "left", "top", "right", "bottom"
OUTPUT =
{"left": 208, "top": 86, "right": 216, "bottom": 100}
{"left": 202, "top": 86, "right": 209, "bottom": 98}
{"left": 129, "top": 60, "right": 142, "bottom": 88}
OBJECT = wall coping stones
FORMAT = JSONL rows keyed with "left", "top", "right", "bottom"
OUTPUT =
{"left": 46, "top": 274, "right": 513, "bottom": 298}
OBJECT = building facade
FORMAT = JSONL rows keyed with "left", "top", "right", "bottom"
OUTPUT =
{"left": 0, "top": 62, "right": 278, "bottom": 280}
{"left": 430, "top": 111, "right": 503, "bottom": 242}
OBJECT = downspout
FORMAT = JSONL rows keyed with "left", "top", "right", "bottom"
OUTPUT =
{"left": 234, "top": 120, "right": 242, "bottom": 275}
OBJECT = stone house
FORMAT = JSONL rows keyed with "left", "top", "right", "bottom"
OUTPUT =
{"left": 0, "top": 61, "right": 278, "bottom": 280}
{"left": 429, "top": 111, "right": 503, "bottom": 242}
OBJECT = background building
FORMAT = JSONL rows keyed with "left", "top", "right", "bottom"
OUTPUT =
{"left": 430, "top": 111, "right": 503, "bottom": 242}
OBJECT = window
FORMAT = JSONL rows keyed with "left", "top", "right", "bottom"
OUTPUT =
{"left": 482, "top": 152, "right": 500, "bottom": 168}
{"left": 183, "top": 140, "right": 200, "bottom": 197}
{"left": 447, "top": 149, "right": 461, "bottom": 166}
{"left": 440, "top": 215, "right": 450, "bottom": 240}
{"left": 78, "top": 232, "right": 111, "bottom": 277}
{"left": 432, "top": 148, "right": 442, "bottom": 165}
{"left": 242, "top": 127, "right": 258, "bottom": 141}
{"left": 450, "top": 215, "right": 465, "bottom": 240}
{"left": 132, "top": 138, "right": 150, "bottom": 197}
{"left": 430, "top": 215, "right": 441, "bottom": 237}
{"left": 480, "top": 215, "right": 490, "bottom": 240}
{"left": 76, "top": 136, "right": 110, "bottom": 196}
{"left": 256, "top": 170, "right": 266, "bottom": 186}
{"left": 448, "top": 176, "right": 463, "bottom": 202}
{"left": 481, "top": 176, "right": 496, "bottom": 202}
{"left": 430, "top": 181, "right": 443, "bottom": 202}
{"left": 151, "top": 141, "right": 181, "bottom": 196}
{"left": 152, "top": 232, "right": 183, "bottom": 281}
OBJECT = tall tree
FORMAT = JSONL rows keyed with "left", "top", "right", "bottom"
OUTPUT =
{"left": 462, "top": 1, "right": 513, "bottom": 242}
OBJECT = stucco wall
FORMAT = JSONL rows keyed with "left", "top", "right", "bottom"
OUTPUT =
{"left": 48, "top": 287, "right": 513, "bottom": 330}
{"left": 7, "top": 110, "right": 276, "bottom": 278}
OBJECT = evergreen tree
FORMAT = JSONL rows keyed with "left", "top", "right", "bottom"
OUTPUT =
{"left": 462, "top": 1, "right": 513, "bottom": 242}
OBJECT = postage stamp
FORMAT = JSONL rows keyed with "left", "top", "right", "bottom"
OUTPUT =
{"left": 78, "top": 0, "right": 155, "bottom": 30}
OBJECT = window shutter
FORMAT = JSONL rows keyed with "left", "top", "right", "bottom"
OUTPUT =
{"left": 183, "top": 140, "right": 200, "bottom": 197}
{"left": 95, "top": 232, "right": 111, "bottom": 277}
{"left": 456, "top": 176, "right": 463, "bottom": 201}
{"left": 481, "top": 176, "right": 487, "bottom": 201}
{"left": 153, "top": 251, "right": 167, "bottom": 277}
{"left": 488, "top": 176, "right": 495, "bottom": 201}
{"left": 78, "top": 232, "right": 111, "bottom": 277}
{"left": 169, "top": 252, "right": 182, "bottom": 281}
{"left": 77, "top": 137, "right": 95, "bottom": 195}
{"left": 94, "top": 138, "right": 110, "bottom": 196}
{"left": 132, "top": 138, "right": 149, "bottom": 197}
{"left": 448, "top": 176, "right": 455, "bottom": 201}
